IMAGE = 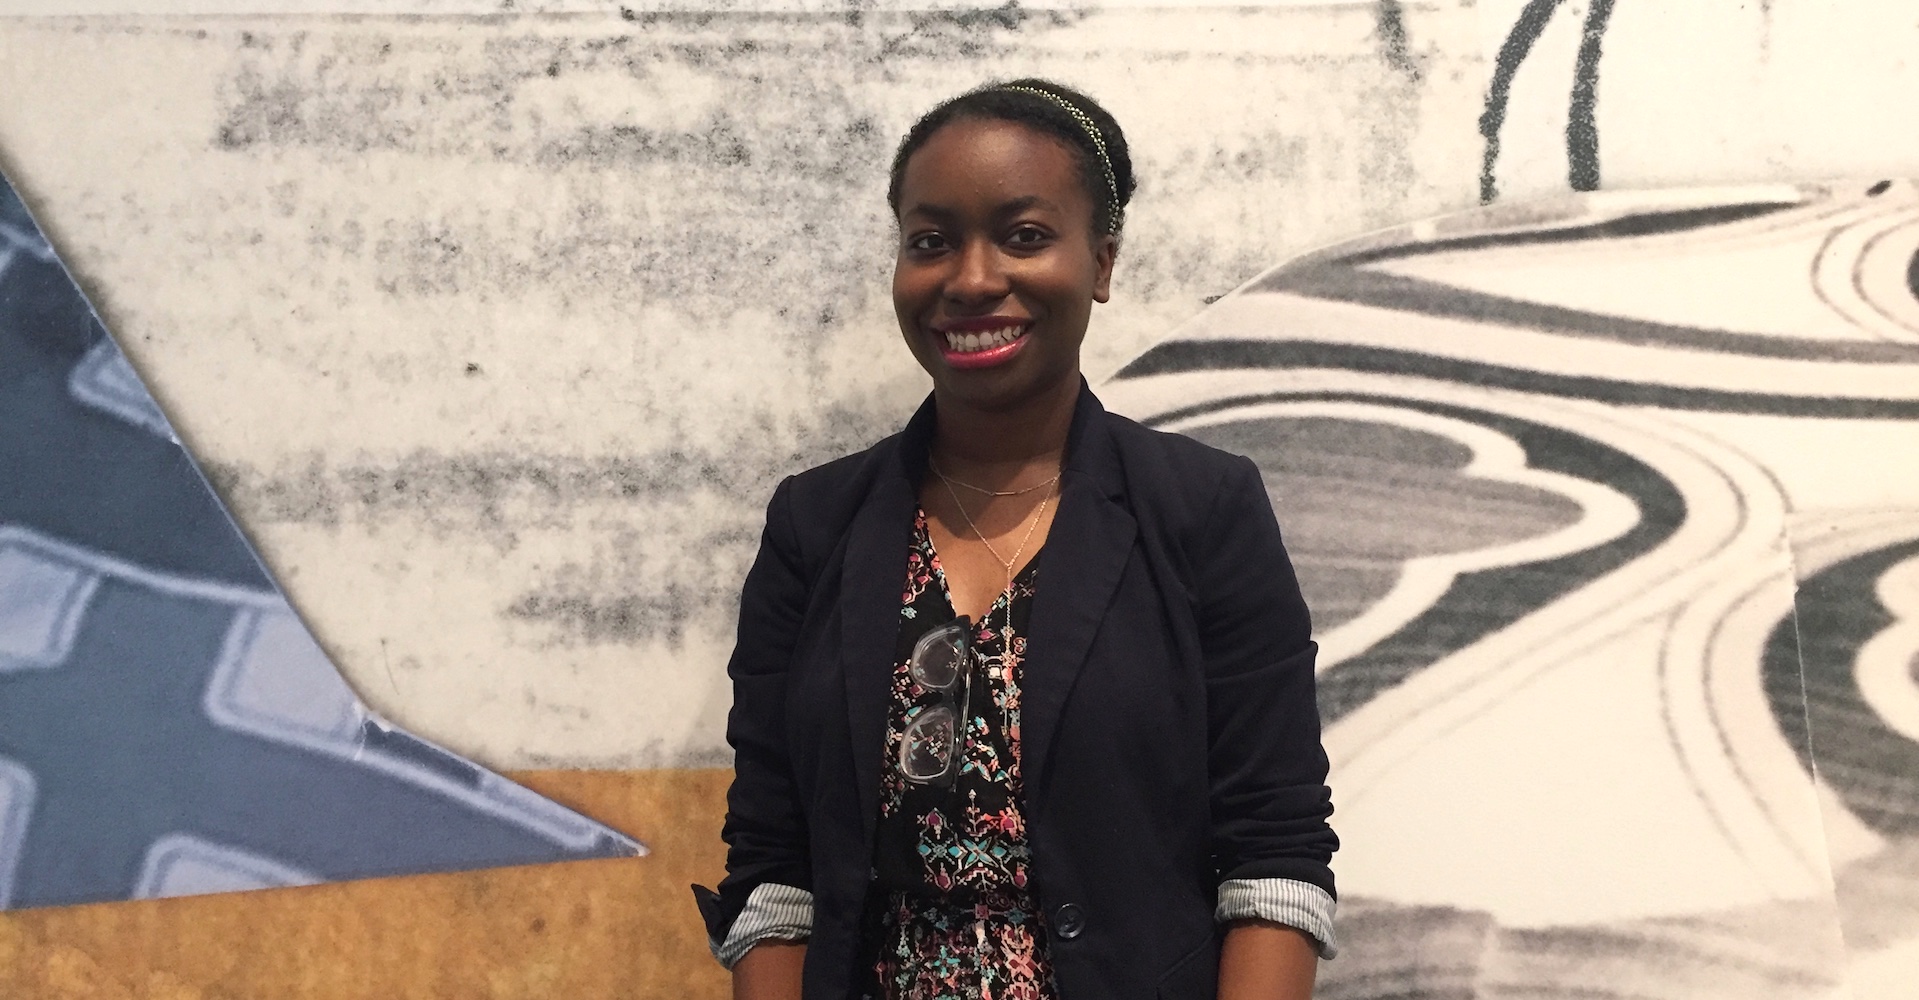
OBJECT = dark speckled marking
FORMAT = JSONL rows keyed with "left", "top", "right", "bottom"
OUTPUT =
{"left": 204, "top": 25, "right": 932, "bottom": 353}
{"left": 1567, "top": 0, "right": 1616, "bottom": 192}
{"left": 1374, "top": 0, "right": 1421, "bottom": 83}
{"left": 212, "top": 430, "right": 862, "bottom": 531}
{"left": 204, "top": 454, "right": 342, "bottom": 528}
{"left": 535, "top": 119, "right": 753, "bottom": 169}
{"left": 1478, "top": 0, "right": 1618, "bottom": 200}
{"left": 206, "top": 403, "right": 896, "bottom": 645}
{"left": 196, "top": 11, "right": 1439, "bottom": 355}
{"left": 503, "top": 512, "right": 775, "bottom": 646}
{"left": 508, "top": 581, "right": 705, "bottom": 645}
{"left": 1349, "top": 2, "right": 1425, "bottom": 228}
{"left": 1480, "top": 0, "right": 1566, "bottom": 203}
{"left": 182, "top": 10, "right": 1477, "bottom": 643}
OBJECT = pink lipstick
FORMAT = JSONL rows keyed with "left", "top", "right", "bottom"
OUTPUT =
{"left": 934, "top": 320, "right": 1031, "bottom": 370}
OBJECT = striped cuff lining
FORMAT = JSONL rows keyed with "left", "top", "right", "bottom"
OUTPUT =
{"left": 711, "top": 882, "right": 815, "bottom": 969}
{"left": 1216, "top": 877, "right": 1339, "bottom": 959}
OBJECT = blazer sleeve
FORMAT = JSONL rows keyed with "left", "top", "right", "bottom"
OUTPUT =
{"left": 1195, "top": 453, "right": 1339, "bottom": 897}
{"left": 705, "top": 475, "right": 816, "bottom": 944}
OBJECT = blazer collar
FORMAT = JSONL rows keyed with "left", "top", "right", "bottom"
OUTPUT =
{"left": 840, "top": 379, "right": 1138, "bottom": 839}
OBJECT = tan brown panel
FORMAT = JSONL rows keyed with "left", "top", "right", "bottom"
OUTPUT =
{"left": 0, "top": 768, "right": 733, "bottom": 1000}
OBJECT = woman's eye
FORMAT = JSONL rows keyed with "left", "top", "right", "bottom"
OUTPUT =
{"left": 906, "top": 232, "right": 947, "bottom": 252}
{"left": 1008, "top": 227, "right": 1048, "bottom": 246}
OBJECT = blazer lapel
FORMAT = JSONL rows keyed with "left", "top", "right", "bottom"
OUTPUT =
{"left": 841, "top": 400, "right": 932, "bottom": 843}
{"left": 1022, "top": 385, "right": 1137, "bottom": 804}
{"left": 841, "top": 385, "right": 1136, "bottom": 827}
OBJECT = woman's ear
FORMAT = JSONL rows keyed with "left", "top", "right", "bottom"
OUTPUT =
{"left": 1092, "top": 233, "right": 1119, "bottom": 304}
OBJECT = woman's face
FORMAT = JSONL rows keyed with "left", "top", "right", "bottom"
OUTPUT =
{"left": 892, "top": 116, "right": 1117, "bottom": 414}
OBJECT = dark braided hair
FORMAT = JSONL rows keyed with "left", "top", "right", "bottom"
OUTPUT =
{"left": 887, "top": 79, "right": 1136, "bottom": 238}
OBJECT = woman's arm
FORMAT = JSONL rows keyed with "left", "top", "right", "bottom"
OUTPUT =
{"left": 1191, "top": 454, "right": 1341, "bottom": 991}
{"left": 1219, "top": 920, "right": 1317, "bottom": 1000}
{"left": 733, "top": 940, "right": 807, "bottom": 1000}
{"left": 705, "top": 477, "right": 817, "bottom": 986}
{"left": 1192, "top": 454, "right": 1337, "bottom": 883}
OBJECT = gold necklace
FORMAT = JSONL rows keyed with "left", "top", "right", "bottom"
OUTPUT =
{"left": 930, "top": 456, "right": 1062, "bottom": 498}
{"left": 936, "top": 468, "right": 1057, "bottom": 591}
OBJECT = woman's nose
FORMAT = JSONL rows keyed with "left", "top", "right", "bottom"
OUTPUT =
{"left": 946, "top": 240, "right": 1009, "bottom": 302}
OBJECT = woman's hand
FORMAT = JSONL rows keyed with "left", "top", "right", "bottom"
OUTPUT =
{"left": 732, "top": 939, "right": 807, "bottom": 1000}
{"left": 1218, "top": 919, "right": 1318, "bottom": 1000}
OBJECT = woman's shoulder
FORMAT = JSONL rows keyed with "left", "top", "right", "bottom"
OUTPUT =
{"left": 1099, "top": 406, "right": 1258, "bottom": 508}
{"left": 789, "top": 428, "right": 900, "bottom": 486}
{"left": 1104, "top": 408, "right": 1244, "bottom": 466}
{"left": 1095, "top": 405, "right": 1294, "bottom": 581}
{"left": 768, "top": 429, "right": 905, "bottom": 526}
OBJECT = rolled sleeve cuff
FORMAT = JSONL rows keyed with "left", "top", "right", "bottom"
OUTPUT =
{"left": 1216, "top": 877, "right": 1338, "bottom": 959}
{"left": 710, "top": 882, "right": 815, "bottom": 969}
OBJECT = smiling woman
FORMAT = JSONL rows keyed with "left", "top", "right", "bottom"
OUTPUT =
{"left": 695, "top": 80, "right": 1337, "bottom": 1000}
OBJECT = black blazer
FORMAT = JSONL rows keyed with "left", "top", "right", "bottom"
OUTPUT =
{"left": 705, "top": 382, "right": 1335, "bottom": 1000}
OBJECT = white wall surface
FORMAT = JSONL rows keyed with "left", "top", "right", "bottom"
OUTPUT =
{"left": 0, "top": 0, "right": 1914, "bottom": 771}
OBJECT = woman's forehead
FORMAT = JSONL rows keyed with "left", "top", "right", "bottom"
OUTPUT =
{"left": 896, "top": 118, "right": 1092, "bottom": 216}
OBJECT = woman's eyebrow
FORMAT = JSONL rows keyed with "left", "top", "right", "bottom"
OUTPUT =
{"left": 993, "top": 195, "right": 1061, "bottom": 217}
{"left": 898, "top": 202, "right": 961, "bottom": 229}
{"left": 901, "top": 198, "right": 955, "bottom": 218}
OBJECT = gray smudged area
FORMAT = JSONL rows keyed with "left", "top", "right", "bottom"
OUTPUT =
{"left": 205, "top": 400, "right": 887, "bottom": 646}
{"left": 2, "top": 6, "right": 1479, "bottom": 764}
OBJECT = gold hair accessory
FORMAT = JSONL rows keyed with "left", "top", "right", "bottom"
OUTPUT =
{"left": 998, "top": 85, "right": 1121, "bottom": 233}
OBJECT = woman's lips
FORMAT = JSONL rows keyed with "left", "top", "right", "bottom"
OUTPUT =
{"left": 934, "top": 323, "right": 1031, "bottom": 370}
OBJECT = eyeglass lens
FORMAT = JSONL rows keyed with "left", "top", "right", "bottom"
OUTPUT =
{"left": 899, "top": 619, "right": 971, "bottom": 784}
{"left": 909, "top": 625, "right": 967, "bottom": 690}
{"left": 900, "top": 706, "right": 958, "bottom": 782}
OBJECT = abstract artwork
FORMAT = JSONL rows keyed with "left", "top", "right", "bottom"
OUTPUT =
{"left": 5, "top": 3, "right": 1919, "bottom": 995}
{"left": 1102, "top": 179, "right": 1919, "bottom": 998}
{"left": 0, "top": 169, "right": 641, "bottom": 912}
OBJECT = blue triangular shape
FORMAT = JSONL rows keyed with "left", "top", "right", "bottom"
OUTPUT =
{"left": 0, "top": 168, "right": 641, "bottom": 910}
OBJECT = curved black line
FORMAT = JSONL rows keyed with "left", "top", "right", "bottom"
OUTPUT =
{"left": 1854, "top": 219, "right": 1919, "bottom": 337}
{"left": 1480, "top": 0, "right": 1568, "bottom": 203}
{"left": 1323, "top": 202, "right": 1801, "bottom": 268}
{"left": 1283, "top": 193, "right": 1870, "bottom": 282}
{"left": 1251, "top": 264, "right": 1919, "bottom": 365}
{"left": 1764, "top": 539, "right": 1919, "bottom": 836}
{"left": 1667, "top": 574, "right": 1787, "bottom": 877}
{"left": 1809, "top": 213, "right": 1861, "bottom": 331}
{"left": 1566, "top": 0, "right": 1617, "bottom": 191}
{"left": 1146, "top": 391, "right": 1684, "bottom": 724}
{"left": 1907, "top": 247, "right": 1919, "bottom": 305}
{"left": 1115, "top": 339, "right": 1919, "bottom": 419}
{"left": 1239, "top": 198, "right": 1919, "bottom": 366}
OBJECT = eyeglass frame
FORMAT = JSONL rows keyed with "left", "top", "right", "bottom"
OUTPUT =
{"left": 897, "top": 615, "right": 976, "bottom": 788}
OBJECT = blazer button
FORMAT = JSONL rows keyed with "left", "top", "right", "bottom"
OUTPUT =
{"left": 1051, "top": 903, "right": 1086, "bottom": 940}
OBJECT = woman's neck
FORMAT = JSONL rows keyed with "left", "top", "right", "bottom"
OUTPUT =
{"left": 928, "top": 375, "right": 1078, "bottom": 477}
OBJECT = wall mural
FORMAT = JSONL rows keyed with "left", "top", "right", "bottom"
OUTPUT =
{"left": 3, "top": 1, "right": 1919, "bottom": 996}
{"left": 1101, "top": 179, "right": 1919, "bottom": 998}
{"left": 0, "top": 172, "right": 641, "bottom": 911}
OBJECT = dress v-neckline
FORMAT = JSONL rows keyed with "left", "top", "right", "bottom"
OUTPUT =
{"left": 917, "top": 506, "right": 1043, "bottom": 629}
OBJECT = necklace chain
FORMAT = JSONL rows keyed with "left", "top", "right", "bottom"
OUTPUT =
{"left": 935, "top": 462, "right": 1058, "bottom": 591}
{"left": 930, "top": 456, "right": 1061, "bottom": 498}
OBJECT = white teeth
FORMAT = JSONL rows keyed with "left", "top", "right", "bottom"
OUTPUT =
{"left": 943, "top": 325, "right": 1027, "bottom": 353}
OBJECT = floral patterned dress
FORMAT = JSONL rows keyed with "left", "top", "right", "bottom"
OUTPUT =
{"left": 867, "top": 507, "right": 1058, "bottom": 1000}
